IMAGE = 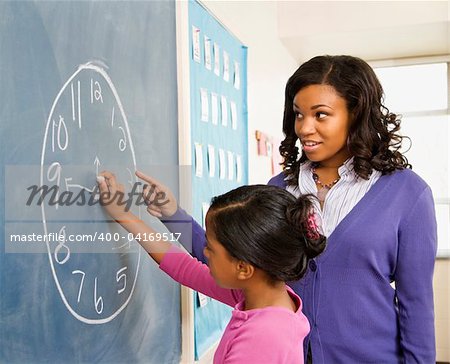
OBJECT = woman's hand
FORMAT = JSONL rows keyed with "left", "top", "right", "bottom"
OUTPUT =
{"left": 97, "top": 171, "right": 131, "bottom": 221}
{"left": 135, "top": 170, "right": 178, "bottom": 218}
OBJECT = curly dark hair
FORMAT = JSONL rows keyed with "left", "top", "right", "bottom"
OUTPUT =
{"left": 208, "top": 185, "right": 326, "bottom": 283}
{"left": 280, "top": 55, "right": 411, "bottom": 186}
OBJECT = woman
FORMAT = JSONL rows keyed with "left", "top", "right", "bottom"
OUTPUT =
{"left": 142, "top": 55, "right": 437, "bottom": 363}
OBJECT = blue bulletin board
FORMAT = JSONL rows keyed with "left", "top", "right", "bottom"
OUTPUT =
{"left": 188, "top": 0, "right": 248, "bottom": 359}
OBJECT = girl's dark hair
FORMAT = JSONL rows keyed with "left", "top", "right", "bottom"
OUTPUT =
{"left": 207, "top": 185, "right": 326, "bottom": 282}
{"left": 280, "top": 55, "right": 411, "bottom": 186}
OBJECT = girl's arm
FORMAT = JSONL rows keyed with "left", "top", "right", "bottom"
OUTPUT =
{"left": 133, "top": 170, "right": 289, "bottom": 265}
{"left": 97, "top": 171, "right": 241, "bottom": 307}
{"left": 160, "top": 245, "right": 241, "bottom": 307}
{"left": 97, "top": 171, "right": 170, "bottom": 264}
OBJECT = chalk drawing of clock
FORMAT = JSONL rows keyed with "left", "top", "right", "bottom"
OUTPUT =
{"left": 40, "top": 62, "right": 141, "bottom": 324}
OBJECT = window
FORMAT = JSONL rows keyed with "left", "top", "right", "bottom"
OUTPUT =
{"left": 375, "top": 63, "right": 447, "bottom": 112}
{"left": 374, "top": 59, "right": 450, "bottom": 257}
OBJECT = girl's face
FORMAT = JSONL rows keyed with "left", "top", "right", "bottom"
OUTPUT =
{"left": 293, "top": 84, "right": 352, "bottom": 167}
{"left": 203, "top": 223, "right": 238, "bottom": 289}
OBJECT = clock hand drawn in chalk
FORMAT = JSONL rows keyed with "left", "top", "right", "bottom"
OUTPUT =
{"left": 41, "top": 62, "right": 141, "bottom": 324}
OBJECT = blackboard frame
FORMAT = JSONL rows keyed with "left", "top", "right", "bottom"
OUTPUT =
{"left": 175, "top": 0, "right": 249, "bottom": 361}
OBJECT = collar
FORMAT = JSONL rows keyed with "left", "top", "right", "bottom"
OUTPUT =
{"left": 300, "top": 157, "right": 356, "bottom": 179}
{"left": 338, "top": 157, "right": 355, "bottom": 177}
{"left": 229, "top": 286, "right": 301, "bottom": 329}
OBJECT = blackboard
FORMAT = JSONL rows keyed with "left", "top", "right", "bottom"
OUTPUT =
{"left": 1, "top": 1, "right": 182, "bottom": 363}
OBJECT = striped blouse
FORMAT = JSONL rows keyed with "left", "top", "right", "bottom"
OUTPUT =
{"left": 287, "top": 158, "right": 381, "bottom": 237}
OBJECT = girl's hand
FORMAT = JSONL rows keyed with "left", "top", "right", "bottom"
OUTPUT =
{"left": 97, "top": 171, "right": 130, "bottom": 221}
{"left": 135, "top": 170, "right": 178, "bottom": 218}
{"left": 97, "top": 170, "right": 171, "bottom": 265}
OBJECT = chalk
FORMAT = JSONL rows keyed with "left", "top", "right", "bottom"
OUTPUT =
{"left": 96, "top": 175, "right": 105, "bottom": 183}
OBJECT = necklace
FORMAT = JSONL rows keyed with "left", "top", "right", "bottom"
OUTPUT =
{"left": 311, "top": 164, "right": 340, "bottom": 202}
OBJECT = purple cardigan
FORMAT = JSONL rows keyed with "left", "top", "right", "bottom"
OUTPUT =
{"left": 164, "top": 168, "right": 437, "bottom": 363}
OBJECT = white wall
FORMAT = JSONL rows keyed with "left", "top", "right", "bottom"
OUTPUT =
{"left": 202, "top": 1, "right": 298, "bottom": 184}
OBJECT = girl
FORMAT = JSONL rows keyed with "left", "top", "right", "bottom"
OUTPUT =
{"left": 97, "top": 173, "right": 326, "bottom": 364}
{"left": 142, "top": 55, "right": 438, "bottom": 363}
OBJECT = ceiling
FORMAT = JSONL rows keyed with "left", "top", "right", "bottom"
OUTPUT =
{"left": 276, "top": 1, "right": 450, "bottom": 62}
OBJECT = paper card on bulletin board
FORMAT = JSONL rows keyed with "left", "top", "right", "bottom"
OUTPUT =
{"left": 188, "top": 0, "right": 248, "bottom": 359}
{"left": 211, "top": 92, "right": 219, "bottom": 125}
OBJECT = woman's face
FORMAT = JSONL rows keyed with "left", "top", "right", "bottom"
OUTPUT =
{"left": 293, "top": 84, "right": 352, "bottom": 167}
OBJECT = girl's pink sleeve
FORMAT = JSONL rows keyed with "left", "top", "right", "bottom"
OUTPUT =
{"left": 159, "top": 245, "right": 242, "bottom": 307}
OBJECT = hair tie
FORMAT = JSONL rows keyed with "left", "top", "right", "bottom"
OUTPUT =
{"left": 304, "top": 212, "right": 321, "bottom": 240}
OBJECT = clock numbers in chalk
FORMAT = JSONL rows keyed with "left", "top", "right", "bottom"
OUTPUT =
{"left": 111, "top": 107, "right": 116, "bottom": 127}
{"left": 51, "top": 115, "right": 69, "bottom": 152}
{"left": 111, "top": 105, "right": 127, "bottom": 152}
{"left": 110, "top": 106, "right": 128, "bottom": 152}
{"left": 54, "top": 225, "right": 70, "bottom": 265}
{"left": 70, "top": 81, "right": 82, "bottom": 129}
{"left": 116, "top": 267, "right": 127, "bottom": 295}
{"left": 72, "top": 270, "right": 86, "bottom": 303}
{"left": 118, "top": 126, "right": 127, "bottom": 151}
{"left": 47, "top": 162, "right": 62, "bottom": 209}
{"left": 90, "top": 78, "right": 104, "bottom": 104}
{"left": 42, "top": 62, "right": 140, "bottom": 324}
{"left": 94, "top": 277, "right": 104, "bottom": 314}
{"left": 72, "top": 267, "right": 128, "bottom": 314}
{"left": 47, "top": 161, "right": 62, "bottom": 188}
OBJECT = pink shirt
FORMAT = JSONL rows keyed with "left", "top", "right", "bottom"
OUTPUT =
{"left": 159, "top": 246, "right": 310, "bottom": 363}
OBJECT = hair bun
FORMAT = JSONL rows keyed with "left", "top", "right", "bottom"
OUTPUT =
{"left": 286, "top": 195, "right": 326, "bottom": 260}
{"left": 305, "top": 213, "right": 321, "bottom": 240}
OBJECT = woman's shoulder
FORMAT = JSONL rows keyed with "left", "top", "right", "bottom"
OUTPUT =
{"left": 381, "top": 167, "right": 430, "bottom": 193}
{"left": 267, "top": 171, "right": 288, "bottom": 188}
